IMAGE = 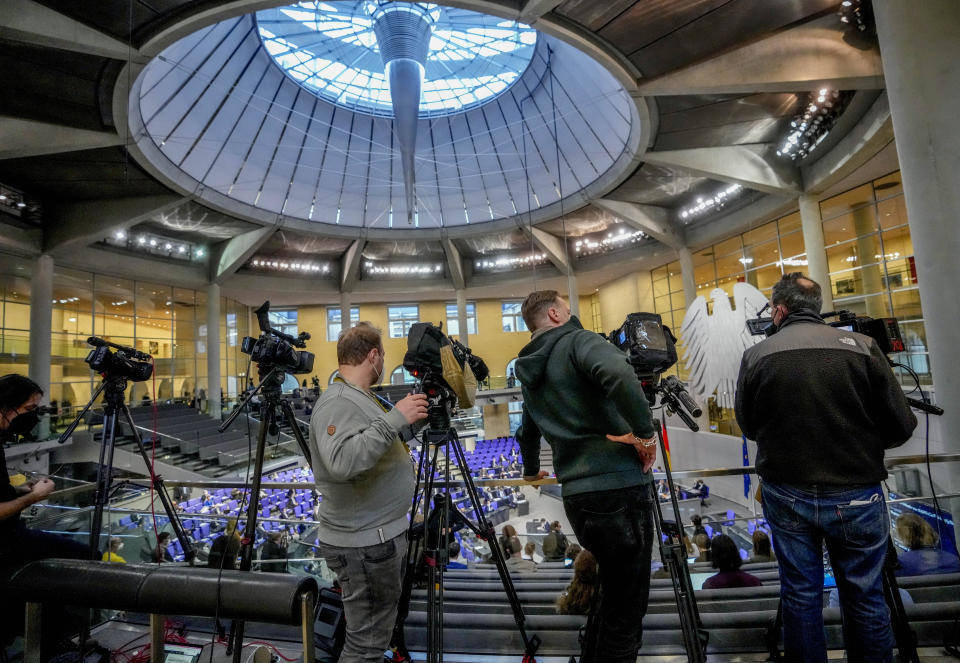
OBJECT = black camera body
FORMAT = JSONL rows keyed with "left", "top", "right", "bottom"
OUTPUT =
{"left": 85, "top": 339, "right": 153, "bottom": 382}
{"left": 403, "top": 322, "right": 489, "bottom": 430}
{"left": 240, "top": 301, "right": 315, "bottom": 375}
{"left": 825, "top": 311, "right": 905, "bottom": 354}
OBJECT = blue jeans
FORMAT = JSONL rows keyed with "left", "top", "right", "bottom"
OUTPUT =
{"left": 563, "top": 483, "right": 655, "bottom": 663}
{"left": 318, "top": 532, "right": 407, "bottom": 663}
{"left": 761, "top": 481, "right": 893, "bottom": 663}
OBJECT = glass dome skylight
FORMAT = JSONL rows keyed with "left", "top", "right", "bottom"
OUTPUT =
{"left": 256, "top": 1, "right": 537, "bottom": 117}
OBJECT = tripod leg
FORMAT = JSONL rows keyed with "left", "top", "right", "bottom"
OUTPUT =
{"left": 89, "top": 409, "right": 118, "bottom": 561}
{"left": 882, "top": 539, "right": 920, "bottom": 663}
{"left": 119, "top": 403, "right": 195, "bottom": 562}
{"left": 230, "top": 408, "right": 273, "bottom": 662}
{"left": 279, "top": 399, "right": 313, "bottom": 465}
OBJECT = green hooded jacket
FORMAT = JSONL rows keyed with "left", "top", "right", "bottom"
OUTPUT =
{"left": 514, "top": 317, "right": 656, "bottom": 496}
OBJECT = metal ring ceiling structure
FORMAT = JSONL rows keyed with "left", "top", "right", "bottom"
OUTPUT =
{"left": 129, "top": 1, "right": 641, "bottom": 233}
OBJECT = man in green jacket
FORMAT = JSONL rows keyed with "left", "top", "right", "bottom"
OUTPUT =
{"left": 515, "top": 290, "right": 657, "bottom": 663}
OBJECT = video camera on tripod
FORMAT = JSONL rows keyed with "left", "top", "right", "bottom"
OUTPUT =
{"left": 240, "top": 301, "right": 315, "bottom": 375}
{"left": 402, "top": 322, "right": 489, "bottom": 430}
{"left": 84, "top": 336, "right": 154, "bottom": 382}
{"left": 606, "top": 312, "right": 703, "bottom": 432}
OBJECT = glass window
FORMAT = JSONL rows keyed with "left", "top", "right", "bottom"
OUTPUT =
{"left": 778, "top": 212, "right": 801, "bottom": 234}
{"left": 508, "top": 399, "right": 524, "bottom": 435}
{"left": 778, "top": 231, "right": 804, "bottom": 260}
{"left": 327, "top": 307, "right": 359, "bottom": 341}
{"left": 445, "top": 302, "right": 477, "bottom": 337}
{"left": 390, "top": 365, "right": 416, "bottom": 385}
{"left": 268, "top": 309, "right": 298, "bottom": 337}
{"left": 819, "top": 183, "right": 874, "bottom": 221}
{"left": 388, "top": 304, "right": 419, "bottom": 338}
{"left": 501, "top": 301, "right": 527, "bottom": 333}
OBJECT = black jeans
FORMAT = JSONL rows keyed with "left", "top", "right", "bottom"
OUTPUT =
{"left": 563, "top": 483, "right": 655, "bottom": 663}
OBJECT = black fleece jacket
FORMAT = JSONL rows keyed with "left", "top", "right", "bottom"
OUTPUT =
{"left": 735, "top": 309, "right": 917, "bottom": 485}
{"left": 514, "top": 317, "right": 655, "bottom": 496}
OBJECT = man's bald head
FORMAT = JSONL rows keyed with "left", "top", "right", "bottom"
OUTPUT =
{"left": 772, "top": 272, "right": 822, "bottom": 314}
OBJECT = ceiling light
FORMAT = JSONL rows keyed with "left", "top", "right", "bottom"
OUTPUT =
{"left": 115, "top": 230, "right": 126, "bottom": 240}
{"left": 16, "top": 202, "right": 26, "bottom": 209}
{"left": 164, "top": 242, "right": 172, "bottom": 250}
{"left": 138, "top": 236, "right": 147, "bottom": 245}
{"left": 149, "top": 239, "right": 157, "bottom": 247}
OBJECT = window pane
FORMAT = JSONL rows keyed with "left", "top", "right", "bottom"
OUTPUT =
{"left": 826, "top": 235, "right": 881, "bottom": 273}
{"left": 715, "top": 252, "right": 746, "bottom": 279}
{"left": 820, "top": 183, "right": 874, "bottom": 221}
{"left": 714, "top": 236, "right": 742, "bottom": 256}
{"left": 745, "top": 264, "right": 783, "bottom": 292}
{"left": 742, "top": 221, "right": 778, "bottom": 246}
{"left": 778, "top": 231, "right": 804, "bottom": 259}
{"left": 653, "top": 278, "right": 670, "bottom": 298}
{"left": 743, "top": 238, "right": 780, "bottom": 268}
{"left": 873, "top": 172, "right": 903, "bottom": 200}
{"left": 830, "top": 263, "right": 888, "bottom": 299}
{"left": 778, "top": 212, "right": 801, "bottom": 234}
{"left": 890, "top": 288, "right": 923, "bottom": 320}
{"left": 877, "top": 194, "right": 908, "bottom": 230}
{"left": 831, "top": 291, "right": 892, "bottom": 318}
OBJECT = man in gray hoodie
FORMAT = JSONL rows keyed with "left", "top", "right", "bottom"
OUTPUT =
{"left": 310, "top": 322, "right": 428, "bottom": 663}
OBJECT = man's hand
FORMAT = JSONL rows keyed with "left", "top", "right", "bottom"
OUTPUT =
{"left": 29, "top": 478, "right": 55, "bottom": 501}
{"left": 523, "top": 470, "right": 549, "bottom": 483}
{"left": 395, "top": 393, "right": 429, "bottom": 425}
{"left": 606, "top": 433, "right": 658, "bottom": 473}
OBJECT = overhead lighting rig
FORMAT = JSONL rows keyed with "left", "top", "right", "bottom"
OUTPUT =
{"left": 250, "top": 258, "right": 331, "bottom": 274}
{"left": 0, "top": 183, "right": 39, "bottom": 221}
{"left": 679, "top": 183, "right": 743, "bottom": 221}
{"left": 776, "top": 89, "right": 855, "bottom": 161}
{"left": 838, "top": 0, "right": 875, "bottom": 40}
{"left": 364, "top": 261, "right": 443, "bottom": 277}
{"left": 473, "top": 252, "right": 548, "bottom": 272}
{"left": 573, "top": 226, "right": 646, "bottom": 257}
{"left": 103, "top": 230, "right": 206, "bottom": 261}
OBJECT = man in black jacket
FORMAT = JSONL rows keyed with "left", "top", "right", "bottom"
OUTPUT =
{"left": 735, "top": 272, "right": 917, "bottom": 663}
{"left": 515, "top": 290, "right": 657, "bottom": 663}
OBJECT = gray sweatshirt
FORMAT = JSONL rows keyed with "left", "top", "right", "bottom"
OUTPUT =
{"left": 309, "top": 380, "right": 415, "bottom": 547}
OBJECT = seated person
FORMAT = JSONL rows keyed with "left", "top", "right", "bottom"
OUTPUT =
{"left": 693, "top": 533, "right": 712, "bottom": 563}
{"left": 690, "top": 514, "right": 707, "bottom": 538}
{"left": 556, "top": 549, "right": 599, "bottom": 615}
{"left": 747, "top": 530, "right": 776, "bottom": 564}
{"left": 542, "top": 521, "right": 568, "bottom": 561}
{"left": 153, "top": 532, "right": 174, "bottom": 563}
{"left": 895, "top": 513, "right": 960, "bottom": 576}
{"left": 522, "top": 541, "right": 537, "bottom": 563}
{"left": 498, "top": 524, "right": 518, "bottom": 556}
{"left": 702, "top": 534, "right": 762, "bottom": 589}
{"left": 564, "top": 543, "right": 582, "bottom": 569}
{"left": 102, "top": 537, "right": 127, "bottom": 563}
{"left": 446, "top": 541, "right": 468, "bottom": 569}
{"left": 504, "top": 536, "right": 536, "bottom": 573}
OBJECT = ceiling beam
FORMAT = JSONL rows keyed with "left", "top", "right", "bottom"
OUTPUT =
{"left": 43, "top": 195, "right": 187, "bottom": 255}
{"left": 340, "top": 239, "right": 366, "bottom": 292}
{"left": 0, "top": 116, "right": 123, "bottom": 160}
{"left": 591, "top": 200, "right": 684, "bottom": 250}
{"left": 520, "top": 0, "right": 564, "bottom": 23}
{"left": 644, "top": 144, "right": 802, "bottom": 196}
{"left": 528, "top": 226, "right": 571, "bottom": 274}
{"left": 633, "top": 15, "right": 884, "bottom": 96}
{"left": 210, "top": 226, "right": 277, "bottom": 284}
{"left": 440, "top": 238, "right": 465, "bottom": 290}
{"left": 0, "top": 223, "right": 41, "bottom": 257}
{"left": 802, "top": 93, "right": 893, "bottom": 194}
{"left": 0, "top": 0, "right": 145, "bottom": 61}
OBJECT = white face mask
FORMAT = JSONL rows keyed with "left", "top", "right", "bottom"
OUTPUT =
{"left": 371, "top": 350, "right": 384, "bottom": 385}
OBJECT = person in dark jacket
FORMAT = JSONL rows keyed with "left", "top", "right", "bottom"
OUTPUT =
{"left": 515, "top": 290, "right": 657, "bottom": 663}
{"left": 541, "top": 520, "right": 568, "bottom": 561}
{"left": 702, "top": 535, "right": 762, "bottom": 590}
{"left": 260, "top": 531, "right": 289, "bottom": 573}
{"left": 735, "top": 272, "right": 917, "bottom": 663}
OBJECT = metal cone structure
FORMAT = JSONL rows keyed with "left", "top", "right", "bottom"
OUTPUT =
{"left": 370, "top": 2, "right": 438, "bottom": 224}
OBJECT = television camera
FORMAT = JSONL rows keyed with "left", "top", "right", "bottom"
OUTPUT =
{"left": 607, "top": 312, "right": 703, "bottom": 431}
{"left": 239, "top": 301, "right": 314, "bottom": 374}
{"left": 402, "top": 322, "right": 489, "bottom": 430}
{"left": 84, "top": 336, "right": 154, "bottom": 382}
{"left": 746, "top": 306, "right": 942, "bottom": 416}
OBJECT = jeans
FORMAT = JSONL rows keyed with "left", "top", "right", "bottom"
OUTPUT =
{"left": 761, "top": 481, "right": 893, "bottom": 663}
{"left": 318, "top": 531, "right": 407, "bottom": 663}
{"left": 0, "top": 522, "right": 89, "bottom": 570}
{"left": 563, "top": 483, "right": 655, "bottom": 663}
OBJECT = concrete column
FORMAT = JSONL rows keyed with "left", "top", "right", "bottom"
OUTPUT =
{"left": 206, "top": 283, "right": 221, "bottom": 420}
{"left": 455, "top": 289, "right": 469, "bottom": 346}
{"left": 339, "top": 292, "right": 352, "bottom": 333}
{"left": 28, "top": 254, "right": 53, "bottom": 439}
{"left": 875, "top": 0, "right": 960, "bottom": 551}
{"left": 677, "top": 247, "right": 696, "bottom": 307}
{"left": 567, "top": 271, "right": 580, "bottom": 318}
{"left": 798, "top": 194, "right": 834, "bottom": 313}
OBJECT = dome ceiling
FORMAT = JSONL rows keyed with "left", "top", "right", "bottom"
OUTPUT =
{"left": 129, "top": 3, "right": 642, "bottom": 233}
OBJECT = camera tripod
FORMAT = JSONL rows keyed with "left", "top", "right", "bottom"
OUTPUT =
{"left": 218, "top": 364, "right": 313, "bottom": 662}
{"left": 59, "top": 374, "right": 195, "bottom": 563}
{"left": 391, "top": 424, "right": 541, "bottom": 663}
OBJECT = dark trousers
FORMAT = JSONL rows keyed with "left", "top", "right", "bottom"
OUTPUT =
{"left": 563, "top": 483, "right": 655, "bottom": 663}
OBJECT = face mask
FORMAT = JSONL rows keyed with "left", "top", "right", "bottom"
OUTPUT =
{"left": 371, "top": 352, "right": 384, "bottom": 385}
{"left": 6, "top": 409, "right": 39, "bottom": 435}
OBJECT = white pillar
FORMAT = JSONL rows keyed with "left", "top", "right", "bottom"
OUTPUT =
{"left": 206, "top": 283, "right": 221, "bottom": 419}
{"left": 567, "top": 271, "right": 580, "bottom": 318}
{"left": 677, "top": 247, "right": 696, "bottom": 308}
{"left": 456, "top": 289, "right": 469, "bottom": 346}
{"left": 28, "top": 255, "right": 53, "bottom": 439}
{"left": 798, "top": 194, "right": 834, "bottom": 313}
{"left": 875, "top": 0, "right": 960, "bottom": 550}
